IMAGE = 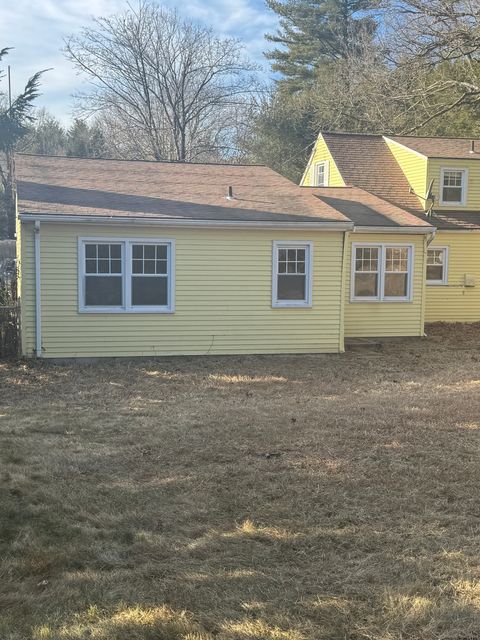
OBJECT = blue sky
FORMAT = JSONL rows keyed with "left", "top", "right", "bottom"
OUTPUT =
{"left": 1, "top": 0, "right": 278, "bottom": 125}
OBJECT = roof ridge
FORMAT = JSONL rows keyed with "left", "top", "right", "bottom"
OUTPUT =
{"left": 15, "top": 152, "right": 266, "bottom": 168}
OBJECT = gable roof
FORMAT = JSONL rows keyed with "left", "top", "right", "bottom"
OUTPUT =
{"left": 388, "top": 135, "right": 480, "bottom": 159}
{"left": 15, "top": 154, "right": 351, "bottom": 226}
{"left": 305, "top": 186, "right": 432, "bottom": 229}
{"left": 321, "top": 133, "right": 422, "bottom": 211}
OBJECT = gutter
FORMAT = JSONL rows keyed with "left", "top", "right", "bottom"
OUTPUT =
{"left": 353, "top": 225, "right": 435, "bottom": 235}
{"left": 34, "top": 220, "right": 42, "bottom": 358}
{"left": 19, "top": 213, "right": 353, "bottom": 232}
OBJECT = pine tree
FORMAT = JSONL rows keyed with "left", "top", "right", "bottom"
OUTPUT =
{"left": 265, "top": 0, "right": 380, "bottom": 91}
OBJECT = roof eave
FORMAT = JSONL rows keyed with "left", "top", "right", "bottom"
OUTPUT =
{"left": 18, "top": 212, "right": 353, "bottom": 231}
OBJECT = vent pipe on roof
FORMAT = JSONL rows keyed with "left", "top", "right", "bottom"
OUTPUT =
{"left": 470, "top": 140, "right": 476, "bottom": 153}
{"left": 226, "top": 186, "right": 235, "bottom": 200}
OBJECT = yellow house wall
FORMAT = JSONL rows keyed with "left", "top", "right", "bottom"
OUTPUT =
{"left": 427, "top": 158, "right": 480, "bottom": 211}
{"left": 384, "top": 139, "right": 428, "bottom": 210}
{"left": 20, "top": 222, "right": 347, "bottom": 358}
{"left": 344, "top": 233, "right": 427, "bottom": 337}
{"left": 301, "top": 135, "right": 345, "bottom": 187}
{"left": 426, "top": 231, "right": 480, "bottom": 323}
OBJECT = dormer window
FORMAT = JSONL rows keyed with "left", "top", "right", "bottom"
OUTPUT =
{"left": 314, "top": 161, "right": 329, "bottom": 186}
{"left": 440, "top": 168, "right": 467, "bottom": 205}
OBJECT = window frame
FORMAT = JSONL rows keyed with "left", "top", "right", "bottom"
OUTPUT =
{"left": 78, "top": 237, "right": 175, "bottom": 314}
{"left": 314, "top": 161, "right": 329, "bottom": 187}
{"left": 440, "top": 168, "right": 468, "bottom": 206}
{"left": 350, "top": 243, "right": 414, "bottom": 303}
{"left": 272, "top": 240, "right": 313, "bottom": 308}
{"left": 426, "top": 246, "right": 449, "bottom": 286}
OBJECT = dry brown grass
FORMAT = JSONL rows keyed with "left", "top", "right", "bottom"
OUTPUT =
{"left": 1, "top": 323, "right": 480, "bottom": 640}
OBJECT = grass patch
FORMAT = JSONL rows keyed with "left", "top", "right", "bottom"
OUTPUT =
{"left": 1, "top": 323, "right": 480, "bottom": 639}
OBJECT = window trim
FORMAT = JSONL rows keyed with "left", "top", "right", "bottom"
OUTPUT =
{"left": 440, "top": 167, "right": 468, "bottom": 206}
{"left": 272, "top": 240, "right": 313, "bottom": 308}
{"left": 314, "top": 161, "right": 329, "bottom": 187}
{"left": 426, "top": 245, "right": 449, "bottom": 286}
{"left": 78, "top": 237, "right": 175, "bottom": 313}
{"left": 350, "top": 243, "right": 414, "bottom": 303}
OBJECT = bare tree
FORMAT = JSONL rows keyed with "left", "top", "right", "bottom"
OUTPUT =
{"left": 64, "top": 1, "right": 259, "bottom": 162}
{"left": 387, "top": 0, "right": 480, "bottom": 132}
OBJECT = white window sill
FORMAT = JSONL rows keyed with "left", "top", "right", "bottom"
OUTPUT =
{"left": 426, "top": 281, "right": 447, "bottom": 286}
{"left": 79, "top": 307, "right": 174, "bottom": 314}
{"left": 350, "top": 298, "right": 413, "bottom": 304}
{"left": 272, "top": 302, "right": 312, "bottom": 308}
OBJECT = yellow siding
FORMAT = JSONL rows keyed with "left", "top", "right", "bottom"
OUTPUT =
{"left": 301, "top": 135, "right": 345, "bottom": 187}
{"left": 426, "top": 231, "right": 480, "bottom": 323}
{"left": 20, "top": 222, "right": 346, "bottom": 358}
{"left": 384, "top": 139, "right": 428, "bottom": 209}
{"left": 344, "top": 233, "right": 426, "bottom": 337}
{"left": 427, "top": 158, "right": 480, "bottom": 211}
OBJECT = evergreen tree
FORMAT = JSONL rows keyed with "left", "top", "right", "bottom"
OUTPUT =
{"left": 19, "top": 108, "right": 66, "bottom": 156}
{"left": 66, "top": 119, "right": 108, "bottom": 158}
{"left": 265, "top": 0, "right": 380, "bottom": 91}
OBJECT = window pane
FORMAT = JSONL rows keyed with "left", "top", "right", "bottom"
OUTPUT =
{"left": 132, "top": 259, "right": 143, "bottom": 274}
{"left": 287, "top": 261, "right": 297, "bottom": 274}
{"left": 85, "top": 276, "right": 122, "bottom": 306}
{"left": 355, "top": 247, "right": 379, "bottom": 271}
{"left": 384, "top": 273, "right": 408, "bottom": 297}
{"left": 427, "top": 249, "right": 444, "bottom": 265}
{"left": 85, "top": 244, "right": 97, "bottom": 259}
{"left": 156, "top": 245, "right": 167, "bottom": 260}
{"left": 354, "top": 273, "right": 378, "bottom": 297}
{"left": 98, "top": 259, "right": 110, "bottom": 274}
{"left": 277, "top": 274, "right": 306, "bottom": 301}
{"left": 131, "top": 276, "right": 168, "bottom": 306}
{"left": 156, "top": 259, "right": 167, "bottom": 274}
{"left": 443, "top": 186, "right": 462, "bottom": 202}
{"left": 287, "top": 249, "right": 296, "bottom": 262}
{"left": 427, "top": 265, "right": 443, "bottom": 281}
{"left": 385, "top": 247, "right": 408, "bottom": 272}
{"left": 111, "top": 259, "right": 122, "bottom": 274}
{"left": 278, "top": 249, "right": 287, "bottom": 261}
{"left": 85, "top": 259, "right": 97, "bottom": 274}
{"left": 144, "top": 245, "right": 155, "bottom": 259}
{"left": 144, "top": 260, "right": 156, "bottom": 274}
{"left": 98, "top": 244, "right": 110, "bottom": 259}
{"left": 132, "top": 245, "right": 143, "bottom": 259}
{"left": 110, "top": 245, "right": 121, "bottom": 259}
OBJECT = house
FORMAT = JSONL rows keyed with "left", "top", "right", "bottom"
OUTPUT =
{"left": 16, "top": 153, "right": 433, "bottom": 359}
{"left": 302, "top": 132, "right": 480, "bottom": 324}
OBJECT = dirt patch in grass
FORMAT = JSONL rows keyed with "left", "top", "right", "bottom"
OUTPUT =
{"left": 1, "top": 323, "right": 480, "bottom": 639}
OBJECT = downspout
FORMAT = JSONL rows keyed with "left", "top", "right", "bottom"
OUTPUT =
{"left": 338, "top": 230, "right": 350, "bottom": 353}
{"left": 34, "top": 220, "right": 42, "bottom": 357}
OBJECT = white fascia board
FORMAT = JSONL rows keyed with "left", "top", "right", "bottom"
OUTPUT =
{"left": 19, "top": 213, "right": 353, "bottom": 231}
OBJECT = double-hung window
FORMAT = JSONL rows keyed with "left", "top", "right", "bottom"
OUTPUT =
{"left": 314, "top": 161, "right": 329, "bottom": 186}
{"left": 440, "top": 169, "right": 467, "bottom": 205}
{"left": 426, "top": 247, "right": 448, "bottom": 285}
{"left": 79, "top": 238, "right": 174, "bottom": 312}
{"left": 352, "top": 244, "right": 413, "bottom": 302}
{"left": 272, "top": 241, "right": 313, "bottom": 307}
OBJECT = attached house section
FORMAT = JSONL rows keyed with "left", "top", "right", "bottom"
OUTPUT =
{"left": 19, "top": 222, "right": 347, "bottom": 358}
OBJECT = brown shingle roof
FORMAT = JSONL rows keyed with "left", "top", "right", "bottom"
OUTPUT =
{"left": 321, "top": 133, "right": 423, "bottom": 211}
{"left": 305, "top": 186, "right": 432, "bottom": 228}
{"left": 16, "top": 154, "right": 350, "bottom": 224}
{"left": 388, "top": 135, "right": 480, "bottom": 159}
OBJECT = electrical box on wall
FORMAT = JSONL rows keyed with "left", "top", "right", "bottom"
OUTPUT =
{"left": 464, "top": 274, "right": 476, "bottom": 287}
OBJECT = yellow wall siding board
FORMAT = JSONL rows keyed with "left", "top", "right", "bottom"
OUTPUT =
{"left": 426, "top": 231, "right": 480, "bottom": 322}
{"left": 20, "top": 222, "right": 346, "bottom": 357}
{"left": 301, "top": 135, "right": 345, "bottom": 187}
{"left": 344, "top": 233, "right": 426, "bottom": 337}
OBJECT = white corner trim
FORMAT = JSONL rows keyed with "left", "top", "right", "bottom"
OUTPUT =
{"left": 34, "top": 220, "right": 42, "bottom": 357}
{"left": 272, "top": 240, "right": 313, "bottom": 308}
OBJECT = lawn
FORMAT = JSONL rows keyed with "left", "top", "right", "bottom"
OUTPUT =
{"left": 1, "top": 324, "right": 480, "bottom": 640}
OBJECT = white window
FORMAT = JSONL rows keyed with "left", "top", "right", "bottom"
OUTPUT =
{"left": 79, "top": 238, "right": 175, "bottom": 313}
{"left": 351, "top": 244, "right": 413, "bottom": 302}
{"left": 272, "top": 241, "right": 313, "bottom": 307}
{"left": 440, "top": 168, "right": 467, "bottom": 205}
{"left": 426, "top": 247, "right": 448, "bottom": 285}
{"left": 314, "top": 161, "right": 329, "bottom": 186}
